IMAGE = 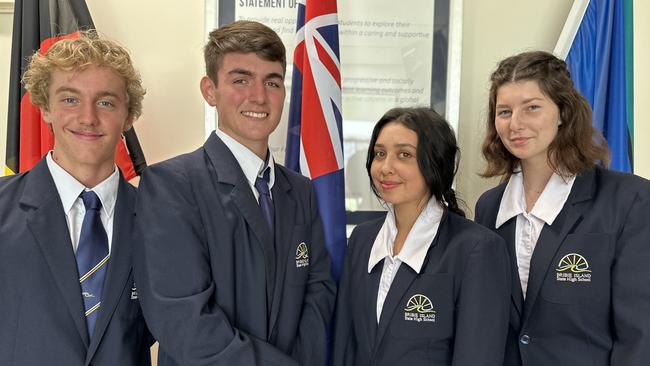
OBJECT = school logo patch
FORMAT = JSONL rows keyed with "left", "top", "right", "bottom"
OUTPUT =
{"left": 556, "top": 253, "right": 592, "bottom": 283}
{"left": 130, "top": 282, "right": 139, "bottom": 300}
{"left": 403, "top": 294, "right": 436, "bottom": 322}
{"left": 295, "top": 242, "right": 309, "bottom": 268}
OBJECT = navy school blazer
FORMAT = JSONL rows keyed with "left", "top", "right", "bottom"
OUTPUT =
{"left": 134, "top": 132, "right": 336, "bottom": 366}
{"left": 474, "top": 166, "right": 650, "bottom": 366}
{"left": 0, "top": 158, "right": 152, "bottom": 366}
{"left": 332, "top": 210, "right": 510, "bottom": 366}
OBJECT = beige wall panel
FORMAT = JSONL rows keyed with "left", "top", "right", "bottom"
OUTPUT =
{"left": 87, "top": 0, "right": 206, "bottom": 166}
{"left": 457, "top": 0, "right": 572, "bottom": 217}
{"left": 634, "top": 0, "right": 650, "bottom": 178}
{"left": 1, "top": 12, "right": 13, "bottom": 171}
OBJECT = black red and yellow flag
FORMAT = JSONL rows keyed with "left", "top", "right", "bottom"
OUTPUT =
{"left": 6, "top": 0, "right": 146, "bottom": 178}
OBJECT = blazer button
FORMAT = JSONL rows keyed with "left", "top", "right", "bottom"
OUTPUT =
{"left": 520, "top": 334, "right": 531, "bottom": 345}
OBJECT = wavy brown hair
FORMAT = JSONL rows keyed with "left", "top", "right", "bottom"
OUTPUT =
{"left": 22, "top": 30, "right": 145, "bottom": 119}
{"left": 481, "top": 51, "right": 609, "bottom": 179}
{"left": 204, "top": 20, "right": 286, "bottom": 84}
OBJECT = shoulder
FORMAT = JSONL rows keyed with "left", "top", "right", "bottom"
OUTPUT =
{"left": 446, "top": 212, "right": 502, "bottom": 242}
{"left": 346, "top": 216, "right": 385, "bottom": 265}
{"left": 474, "top": 180, "right": 507, "bottom": 225}
{"left": 275, "top": 164, "right": 311, "bottom": 190}
{"left": 139, "top": 147, "right": 207, "bottom": 186}
{"left": 593, "top": 166, "right": 650, "bottom": 191}
{"left": 350, "top": 216, "right": 385, "bottom": 242}
{"left": 0, "top": 172, "right": 29, "bottom": 196}
{"left": 475, "top": 181, "right": 507, "bottom": 210}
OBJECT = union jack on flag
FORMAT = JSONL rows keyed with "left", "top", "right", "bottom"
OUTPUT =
{"left": 285, "top": 0, "right": 346, "bottom": 281}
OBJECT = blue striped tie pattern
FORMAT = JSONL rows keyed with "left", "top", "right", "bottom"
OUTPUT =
{"left": 254, "top": 167, "right": 274, "bottom": 235}
{"left": 76, "top": 191, "right": 109, "bottom": 337}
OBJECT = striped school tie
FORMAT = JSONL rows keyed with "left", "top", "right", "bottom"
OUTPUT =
{"left": 76, "top": 191, "right": 109, "bottom": 337}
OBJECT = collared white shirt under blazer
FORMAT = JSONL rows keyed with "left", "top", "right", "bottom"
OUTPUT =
{"left": 368, "top": 197, "right": 444, "bottom": 323}
{"left": 495, "top": 170, "right": 575, "bottom": 297}
{"left": 215, "top": 129, "right": 275, "bottom": 202}
{"left": 46, "top": 151, "right": 119, "bottom": 253}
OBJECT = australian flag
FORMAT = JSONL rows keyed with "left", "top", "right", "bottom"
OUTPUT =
{"left": 285, "top": 0, "right": 346, "bottom": 281}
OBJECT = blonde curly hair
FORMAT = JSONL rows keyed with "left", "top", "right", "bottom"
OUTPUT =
{"left": 22, "top": 30, "right": 145, "bottom": 119}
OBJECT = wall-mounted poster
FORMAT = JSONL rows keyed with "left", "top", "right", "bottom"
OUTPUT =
{"left": 206, "top": 0, "right": 462, "bottom": 214}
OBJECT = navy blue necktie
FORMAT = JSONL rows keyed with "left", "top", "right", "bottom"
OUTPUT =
{"left": 254, "top": 167, "right": 274, "bottom": 236}
{"left": 76, "top": 191, "right": 109, "bottom": 337}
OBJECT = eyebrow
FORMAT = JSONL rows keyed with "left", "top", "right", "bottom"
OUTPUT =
{"left": 53, "top": 86, "right": 121, "bottom": 99}
{"left": 496, "top": 97, "right": 544, "bottom": 108}
{"left": 374, "top": 143, "right": 417, "bottom": 149}
{"left": 227, "top": 68, "right": 284, "bottom": 80}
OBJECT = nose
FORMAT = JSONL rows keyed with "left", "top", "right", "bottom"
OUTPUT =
{"left": 79, "top": 102, "right": 99, "bottom": 125}
{"left": 247, "top": 82, "right": 267, "bottom": 104}
{"left": 509, "top": 110, "right": 524, "bottom": 131}
{"left": 379, "top": 154, "right": 394, "bottom": 175}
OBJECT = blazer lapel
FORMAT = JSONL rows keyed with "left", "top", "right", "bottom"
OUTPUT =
{"left": 203, "top": 133, "right": 276, "bottom": 319}
{"left": 497, "top": 218, "right": 524, "bottom": 319}
{"left": 21, "top": 160, "right": 90, "bottom": 347}
{"left": 522, "top": 170, "right": 594, "bottom": 324}
{"left": 362, "top": 262, "right": 382, "bottom": 356}
{"left": 372, "top": 265, "right": 417, "bottom": 353}
{"left": 204, "top": 133, "right": 275, "bottom": 254}
{"left": 267, "top": 168, "right": 295, "bottom": 336}
{"left": 86, "top": 178, "right": 136, "bottom": 361}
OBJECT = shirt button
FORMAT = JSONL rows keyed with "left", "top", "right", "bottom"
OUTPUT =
{"left": 520, "top": 334, "right": 531, "bottom": 345}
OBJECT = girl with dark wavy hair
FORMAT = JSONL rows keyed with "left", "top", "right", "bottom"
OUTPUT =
{"left": 333, "top": 107, "right": 510, "bottom": 365}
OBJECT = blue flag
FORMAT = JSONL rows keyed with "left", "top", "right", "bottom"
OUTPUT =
{"left": 555, "top": 0, "right": 634, "bottom": 172}
{"left": 285, "top": 0, "right": 346, "bottom": 281}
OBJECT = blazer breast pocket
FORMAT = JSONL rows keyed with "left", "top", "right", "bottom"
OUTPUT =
{"left": 541, "top": 233, "right": 614, "bottom": 305}
{"left": 286, "top": 225, "right": 311, "bottom": 285}
{"left": 390, "top": 274, "right": 454, "bottom": 341}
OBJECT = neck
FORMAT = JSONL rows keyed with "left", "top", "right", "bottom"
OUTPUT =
{"left": 520, "top": 159, "right": 555, "bottom": 212}
{"left": 393, "top": 197, "right": 428, "bottom": 233}
{"left": 52, "top": 153, "right": 115, "bottom": 188}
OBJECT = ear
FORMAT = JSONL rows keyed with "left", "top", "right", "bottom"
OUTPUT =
{"left": 40, "top": 106, "right": 52, "bottom": 124}
{"left": 200, "top": 76, "right": 218, "bottom": 106}
{"left": 123, "top": 115, "right": 135, "bottom": 132}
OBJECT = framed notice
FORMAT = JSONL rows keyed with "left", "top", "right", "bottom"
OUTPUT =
{"left": 205, "top": 0, "right": 462, "bottom": 215}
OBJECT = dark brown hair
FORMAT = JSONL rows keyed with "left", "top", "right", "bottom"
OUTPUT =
{"left": 204, "top": 20, "right": 286, "bottom": 84}
{"left": 481, "top": 51, "right": 609, "bottom": 179}
{"left": 366, "top": 107, "right": 465, "bottom": 217}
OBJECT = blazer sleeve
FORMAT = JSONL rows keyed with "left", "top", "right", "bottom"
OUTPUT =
{"left": 290, "top": 184, "right": 337, "bottom": 366}
{"left": 451, "top": 231, "right": 510, "bottom": 366}
{"left": 331, "top": 229, "right": 357, "bottom": 366}
{"left": 134, "top": 164, "right": 296, "bottom": 366}
{"left": 609, "top": 182, "right": 650, "bottom": 365}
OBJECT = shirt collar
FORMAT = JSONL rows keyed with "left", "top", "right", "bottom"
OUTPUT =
{"left": 368, "top": 197, "right": 444, "bottom": 274}
{"left": 46, "top": 151, "right": 119, "bottom": 217}
{"left": 495, "top": 170, "right": 575, "bottom": 228}
{"left": 216, "top": 129, "right": 275, "bottom": 189}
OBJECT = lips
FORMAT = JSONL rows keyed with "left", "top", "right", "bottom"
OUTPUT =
{"left": 509, "top": 136, "right": 530, "bottom": 146}
{"left": 71, "top": 129, "right": 103, "bottom": 140}
{"left": 241, "top": 111, "right": 269, "bottom": 119}
{"left": 380, "top": 181, "right": 400, "bottom": 190}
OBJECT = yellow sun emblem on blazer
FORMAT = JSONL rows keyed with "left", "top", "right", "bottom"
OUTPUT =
{"left": 556, "top": 253, "right": 592, "bottom": 273}
{"left": 404, "top": 294, "right": 436, "bottom": 314}
{"left": 295, "top": 242, "right": 309, "bottom": 260}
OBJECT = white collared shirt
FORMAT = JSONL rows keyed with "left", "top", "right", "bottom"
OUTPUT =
{"left": 215, "top": 129, "right": 276, "bottom": 202}
{"left": 368, "top": 197, "right": 444, "bottom": 323}
{"left": 46, "top": 152, "right": 119, "bottom": 253}
{"left": 495, "top": 171, "right": 575, "bottom": 297}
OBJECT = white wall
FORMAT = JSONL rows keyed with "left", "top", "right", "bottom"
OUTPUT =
{"left": 85, "top": 0, "right": 206, "bottom": 166}
{"left": 457, "top": 0, "right": 573, "bottom": 215}
{"left": 634, "top": 1, "right": 650, "bottom": 178}
{"left": 0, "top": 8, "right": 13, "bottom": 171}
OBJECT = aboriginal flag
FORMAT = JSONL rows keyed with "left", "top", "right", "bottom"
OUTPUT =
{"left": 6, "top": 0, "right": 146, "bottom": 178}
